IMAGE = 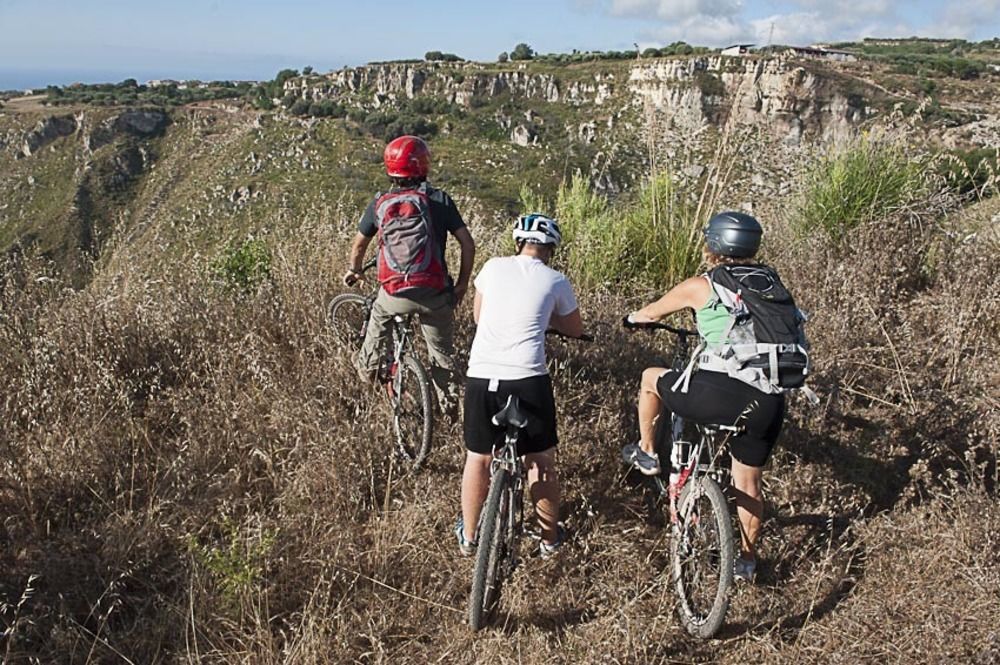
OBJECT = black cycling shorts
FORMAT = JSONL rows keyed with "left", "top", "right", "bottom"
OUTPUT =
{"left": 464, "top": 374, "right": 558, "bottom": 456}
{"left": 656, "top": 369, "right": 785, "bottom": 468}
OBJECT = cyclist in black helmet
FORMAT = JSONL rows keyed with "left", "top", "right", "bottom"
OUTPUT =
{"left": 623, "top": 211, "right": 788, "bottom": 583}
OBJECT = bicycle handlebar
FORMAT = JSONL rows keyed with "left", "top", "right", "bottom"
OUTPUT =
{"left": 621, "top": 315, "right": 697, "bottom": 337}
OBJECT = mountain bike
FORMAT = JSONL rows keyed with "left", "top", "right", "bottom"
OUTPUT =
{"left": 468, "top": 330, "right": 592, "bottom": 631}
{"left": 622, "top": 319, "right": 739, "bottom": 639}
{"left": 328, "top": 258, "right": 433, "bottom": 467}
{"left": 467, "top": 392, "right": 526, "bottom": 631}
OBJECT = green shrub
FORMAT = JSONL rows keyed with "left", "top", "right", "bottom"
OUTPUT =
{"left": 553, "top": 172, "right": 703, "bottom": 291}
{"left": 792, "top": 136, "right": 926, "bottom": 244}
{"left": 189, "top": 520, "right": 275, "bottom": 602}
{"left": 308, "top": 100, "right": 345, "bottom": 118}
{"left": 211, "top": 237, "right": 272, "bottom": 292}
{"left": 289, "top": 98, "right": 311, "bottom": 116}
{"left": 696, "top": 71, "right": 725, "bottom": 97}
{"left": 511, "top": 43, "right": 534, "bottom": 61}
{"left": 939, "top": 147, "right": 999, "bottom": 198}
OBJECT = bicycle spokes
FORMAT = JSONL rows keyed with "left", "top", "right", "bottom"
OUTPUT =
{"left": 671, "top": 478, "right": 734, "bottom": 638}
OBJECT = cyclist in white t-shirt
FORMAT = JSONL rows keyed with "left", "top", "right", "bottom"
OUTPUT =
{"left": 456, "top": 213, "right": 584, "bottom": 559}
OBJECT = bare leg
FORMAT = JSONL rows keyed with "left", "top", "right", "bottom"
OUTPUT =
{"left": 730, "top": 459, "right": 764, "bottom": 560}
{"left": 638, "top": 367, "right": 667, "bottom": 455}
{"left": 460, "top": 452, "right": 492, "bottom": 541}
{"left": 525, "top": 449, "right": 559, "bottom": 544}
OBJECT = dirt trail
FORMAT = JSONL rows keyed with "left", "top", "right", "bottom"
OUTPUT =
{"left": 3, "top": 94, "right": 58, "bottom": 114}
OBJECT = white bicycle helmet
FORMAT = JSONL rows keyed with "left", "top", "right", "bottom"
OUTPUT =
{"left": 513, "top": 213, "right": 562, "bottom": 247}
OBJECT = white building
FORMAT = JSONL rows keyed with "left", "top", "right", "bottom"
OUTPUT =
{"left": 721, "top": 44, "right": 754, "bottom": 57}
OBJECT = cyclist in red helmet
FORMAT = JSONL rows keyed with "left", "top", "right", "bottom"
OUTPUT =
{"left": 343, "top": 135, "right": 475, "bottom": 418}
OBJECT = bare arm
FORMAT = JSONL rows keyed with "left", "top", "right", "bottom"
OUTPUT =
{"left": 631, "top": 276, "right": 711, "bottom": 322}
{"left": 549, "top": 308, "right": 584, "bottom": 339}
{"left": 343, "top": 232, "right": 373, "bottom": 285}
{"left": 452, "top": 227, "right": 475, "bottom": 307}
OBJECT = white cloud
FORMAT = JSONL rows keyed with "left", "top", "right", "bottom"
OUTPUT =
{"left": 934, "top": 0, "right": 1000, "bottom": 38}
{"left": 610, "top": 0, "right": 743, "bottom": 21}
{"left": 589, "top": 0, "right": 998, "bottom": 47}
{"left": 644, "top": 15, "right": 751, "bottom": 45}
{"left": 747, "top": 8, "right": 913, "bottom": 46}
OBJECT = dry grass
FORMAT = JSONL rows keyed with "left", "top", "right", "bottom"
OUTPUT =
{"left": 1, "top": 189, "right": 998, "bottom": 663}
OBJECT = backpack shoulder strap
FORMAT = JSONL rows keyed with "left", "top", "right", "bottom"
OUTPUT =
{"left": 705, "top": 266, "right": 742, "bottom": 312}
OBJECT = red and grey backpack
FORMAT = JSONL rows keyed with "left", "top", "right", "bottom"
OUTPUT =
{"left": 375, "top": 183, "right": 447, "bottom": 295}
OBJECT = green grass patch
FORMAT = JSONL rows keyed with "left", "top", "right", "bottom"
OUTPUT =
{"left": 554, "top": 172, "right": 703, "bottom": 291}
{"left": 792, "top": 136, "right": 927, "bottom": 244}
{"left": 211, "top": 236, "right": 272, "bottom": 292}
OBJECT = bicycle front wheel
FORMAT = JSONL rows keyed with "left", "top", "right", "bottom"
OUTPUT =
{"left": 390, "top": 354, "right": 433, "bottom": 467}
{"left": 327, "top": 293, "right": 369, "bottom": 352}
{"left": 469, "top": 468, "right": 513, "bottom": 631}
{"left": 671, "top": 476, "right": 734, "bottom": 639}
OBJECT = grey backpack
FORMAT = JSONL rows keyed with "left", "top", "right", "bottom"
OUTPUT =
{"left": 673, "top": 264, "right": 818, "bottom": 403}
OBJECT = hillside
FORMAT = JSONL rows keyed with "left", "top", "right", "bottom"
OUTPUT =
{"left": 1, "top": 52, "right": 999, "bottom": 663}
{"left": 4, "top": 53, "right": 997, "bottom": 282}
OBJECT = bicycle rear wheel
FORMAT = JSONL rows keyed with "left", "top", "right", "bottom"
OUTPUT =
{"left": 469, "top": 468, "right": 513, "bottom": 630}
{"left": 390, "top": 354, "right": 433, "bottom": 467}
{"left": 327, "top": 293, "right": 369, "bottom": 352}
{"left": 671, "top": 476, "right": 734, "bottom": 639}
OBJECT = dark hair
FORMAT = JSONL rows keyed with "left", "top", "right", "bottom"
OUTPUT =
{"left": 390, "top": 175, "right": 425, "bottom": 188}
{"left": 516, "top": 240, "right": 555, "bottom": 257}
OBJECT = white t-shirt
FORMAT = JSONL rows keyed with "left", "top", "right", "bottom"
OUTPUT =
{"left": 467, "top": 255, "right": 579, "bottom": 380}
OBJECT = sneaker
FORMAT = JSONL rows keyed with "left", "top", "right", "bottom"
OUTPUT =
{"left": 734, "top": 556, "right": 756, "bottom": 583}
{"left": 454, "top": 516, "right": 477, "bottom": 557}
{"left": 538, "top": 525, "right": 567, "bottom": 560}
{"left": 622, "top": 442, "right": 661, "bottom": 476}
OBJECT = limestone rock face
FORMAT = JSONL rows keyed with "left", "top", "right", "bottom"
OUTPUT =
{"left": 285, "top": 63, "right": 569, "bottom": 108}
{"left": 629, "top": 56, "right": 868, "bottom": 142}
{"left": 280, "top": 57, "right": 874, "bottom": 148}
{"left": 21, "top": 115, "right": 77, "bottom": 157}
{"left": 86, "top": 110, "right": 170, "bottom": 151}
{"left": 114, "top": 110, "right": 169, "bottom": 136}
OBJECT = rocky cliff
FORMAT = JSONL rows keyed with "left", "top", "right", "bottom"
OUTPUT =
{"left": 1, "top": 54, "right": 996, "bottom": 284}
{"left": 285, "top": 56, "right": 879, "bottom": 146}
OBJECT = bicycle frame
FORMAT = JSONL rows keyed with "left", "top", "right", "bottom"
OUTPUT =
{"left": 491, "top": 425, "right": 526, "bottom": 571}
{"left": 668, "top": 423, "right": 738, "bottom": 528}
{"left": 381, "top": 314, "right": 416, "bottom": 387}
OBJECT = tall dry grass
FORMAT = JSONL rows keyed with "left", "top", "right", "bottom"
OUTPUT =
{"left": 1, "top": 143, "right": 999, "bottom": 662}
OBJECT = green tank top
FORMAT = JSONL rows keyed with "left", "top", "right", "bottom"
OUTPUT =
{"left": 695, "top": 286, "right": 729, "bottom": 347}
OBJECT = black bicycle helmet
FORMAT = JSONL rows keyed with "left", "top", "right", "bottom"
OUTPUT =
{"left": 703, "top": 211, "right": 762, "bottom": 258}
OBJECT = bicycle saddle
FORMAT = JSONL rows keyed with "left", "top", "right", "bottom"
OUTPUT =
{"left": 491, "top": 395, "right": 529, "bottom": 429}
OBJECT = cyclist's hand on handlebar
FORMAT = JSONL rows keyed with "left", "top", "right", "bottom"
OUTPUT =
{"left": 342, "top": 269, "right": 363, "bottom": 287}
{"left": 622, "top": 312, "right": 657, "bottom": 330}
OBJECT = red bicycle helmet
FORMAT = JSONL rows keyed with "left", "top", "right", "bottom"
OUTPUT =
{"left": 383, "top": 135, "right": 431, "bottom": 178}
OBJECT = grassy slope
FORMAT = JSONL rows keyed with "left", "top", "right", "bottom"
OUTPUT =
{"left": 1, "top": 196, "right": 996, "bottom": 662}
{"left": 0, "top": 56, "right": 998, "bottom": 662}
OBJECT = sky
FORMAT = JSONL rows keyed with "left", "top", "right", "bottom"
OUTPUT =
{"left": 1, "top": 0, "right": 998, "bottom": 89}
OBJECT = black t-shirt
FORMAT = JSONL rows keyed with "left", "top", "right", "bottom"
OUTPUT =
{"left": 358, "top": 183, "right": 466, "bottom": 278}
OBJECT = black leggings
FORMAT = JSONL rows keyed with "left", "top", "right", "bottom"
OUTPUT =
{"left": 655, "top": 370, "right": 785, "bottom": 468}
